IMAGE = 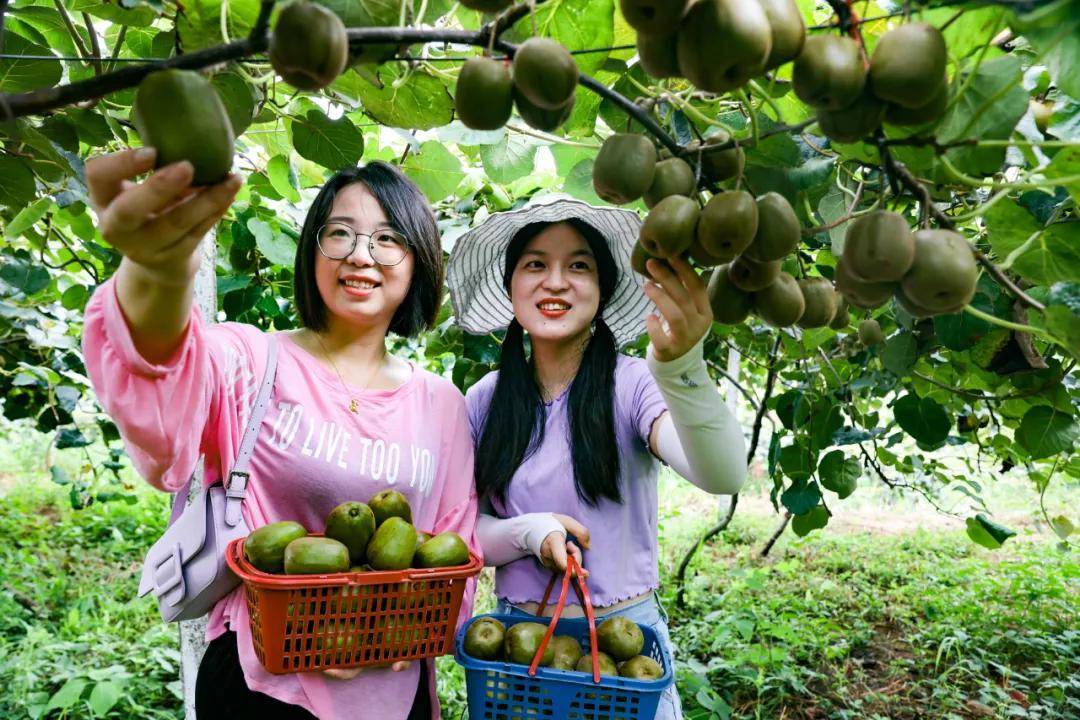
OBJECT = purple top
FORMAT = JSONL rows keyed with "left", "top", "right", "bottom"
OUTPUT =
{"left": 466, "top": 355, "right": 668, "bottom": 608}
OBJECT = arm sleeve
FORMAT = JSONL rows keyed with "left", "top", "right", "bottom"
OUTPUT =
{"left": 476, "top": 501, "right": 565, "bottom": 568}
{"left": 429, "top": 396, "right": 483, "bottom": 624}
{"left": 81, "top": 278, "right": 262, "bottom": 493}
{"left": 646, "top": 338, "right": 748, "bottom": 495}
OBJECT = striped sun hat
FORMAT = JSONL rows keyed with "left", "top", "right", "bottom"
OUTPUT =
{"left": 446, "top": 194, "right": 654, "bottom": 347}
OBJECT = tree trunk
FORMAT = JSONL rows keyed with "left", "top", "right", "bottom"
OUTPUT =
{"left": 179, "top": 231, "right": 216, "bottom": 718}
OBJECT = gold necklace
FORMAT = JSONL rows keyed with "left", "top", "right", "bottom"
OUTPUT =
{"left": 313, "top": 332, "right": 386, "bottom": 414}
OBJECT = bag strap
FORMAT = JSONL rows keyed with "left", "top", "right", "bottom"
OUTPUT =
{"left": 168, "top": 334, "right": 280, "bottom": 526}
{"left": 529, "top": 556, "right": 601, "bottom": 682}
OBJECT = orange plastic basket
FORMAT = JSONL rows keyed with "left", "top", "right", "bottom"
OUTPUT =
{"left": 225, "top": 534, "right": 482, "bottom": 674}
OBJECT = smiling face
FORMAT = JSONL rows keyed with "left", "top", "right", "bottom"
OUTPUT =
{"left": 509, "top": 222, "right": 602, "bottom": 346}
{"left": 314, "top": 182, "right": 414, "bottom": 334}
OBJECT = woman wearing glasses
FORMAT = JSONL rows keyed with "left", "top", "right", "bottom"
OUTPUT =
{"left": 80, "top": 150, "right": 478, "bottom": 720}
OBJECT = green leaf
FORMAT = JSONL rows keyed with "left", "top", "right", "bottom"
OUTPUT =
{"left": 1025, "top": 14, "right": 1080, "bottom": 99}
{"left": 774, "top": 391, "right": 810, "bottom": 431}
{"left": 780, "top": 477, "right": 822, "bottom": 515}
{"left": 177, "top": 0, "right": 259, "bottom": 52}
{"left": 266, "top": 155, "right": 301, "bottom": 203}
{"left": 1044, "top": 304, "right": 1080, "bottom": 360}
{"left": 809, "top": 400, "right": 844, "bottom": 452}
{"left": 0, "top": 154, "right": 36, "bottom": 209}
{"left": 562, "top": 159, "right": 606, "bottom": 205}
{"left": 935, "top": 308, "right": 991, "bottom": 351}
{"left": 0, "top": 31, "right": 62, "bottom": 93}
{"left": 480, "top": 135, "right": 542, "bottom": 184}
{"left": 893, "top": 394, "right": 951, "bottom": 448}
{"left": 49, "top": 465, "right": 71, "bottom": 486}
{"left": 1043, "top": 146, "right": 1080, "bottom": 207}
{"left": 356, "top": 66, "right": 454, "bottom": 130}
{"left": 965, "top": 514, "right": 1016, "bottom": 550}
{"left": 508, "top": 0, "right": 614, "bottom": 76}
{"left": 69, "top": 0, "right": 158, "bottom": 26}
{"left": 403, "top": 142, "right": 464, "bottom": 201}
{"left": 818, "top": 450, "right": 859, "bottom": 499}
{"left": 56, "top": 428, "right": 92, "bottom": 449}
{"left": 0, "top": 259, "right": 50, "bottom": 295}
{"left": 248, "top": 218, "right": 297, "bottom": 267}
{"left": 6, "top": 198, "right": 51, "bottom": 238}
{"left": 937, "top": 55, "right": 1028, "bottom": 175}
{"left": 210, "top": 71, "right": 258, "bottom": 136}
{"left": 779, "top": 442, "right": 817, "bottom": 482}
{"left": 791, "top": 505, "right": 829, "bottom": 537}
{"left": 46, "top": 678, "right": 87, "bottom": 711}
{"left": 292, "top": 110, "right": 366, "bottom": 171}
{"left": 1016, "top": 405, "right": 1078, "bottom": 459}
{"left": 881, "top": 332, "right": 917, "bottom": 375}
{"left": 88, "top": 681, "right": 123, "bottom": 717}
{"left": 1049, "top": 515, "right": 1075, "bottom": 540}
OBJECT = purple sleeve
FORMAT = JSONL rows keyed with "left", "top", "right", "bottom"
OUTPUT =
{"left": 616, "top": 356, "right": 669, "bottom": 448}
{"left": 464, "top": 371, "right": 497, "bottom": 447}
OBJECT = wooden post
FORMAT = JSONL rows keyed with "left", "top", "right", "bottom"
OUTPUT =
{"left": 178, "top": 231, "right": 216, "bottom": 718}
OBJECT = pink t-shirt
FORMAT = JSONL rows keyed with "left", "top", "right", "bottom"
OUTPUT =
{"left": 82, "top": 279, "right": 479, "bottom": 720}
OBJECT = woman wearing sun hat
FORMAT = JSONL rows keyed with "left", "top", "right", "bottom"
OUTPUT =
{"left": 447, "top": 194, "right": 747, "bottom": 718}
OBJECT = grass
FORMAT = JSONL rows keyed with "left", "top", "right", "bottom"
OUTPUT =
{"left": 0, "top": 428, "right": 1076, "bottom": 719}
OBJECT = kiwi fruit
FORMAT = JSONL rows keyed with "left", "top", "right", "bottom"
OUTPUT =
{"left": 631, "top": 241, "right": 655, "bottom": 278}
{"left": 637, "top": 31, "right": 681, "bottom": 79}
{"left": 743, "top": 192, "right": 799, "bottom": 261}
{"left": 869, "top": 23, "right": 947, "bottom": 109}
{"left": 893, "top": 285, "right": 939, "bottom": 318}
{"left": 593, "top": 133, "right": 658, "bottom": 205}
{"left": 842, "top": 210, "right": 915, "bottom": 282}
{"left": 708, "top": 264, "right": 753, "bottom": 324}
{"left": 640, "top": 195, "right": 700, "bottom": 258}
{"left": 834, "top": 258, "right": 895, "bottom": 309}
{"left": 900, "top": 229, "right": 978, "bottom": 313}
{"left": 514, "top": 89, "right": 575, "bottom": 132}
{"left": 269, "top": 1, "right": 349, "bottom": 91}
{"left": 759, "top": 0, "right": 806, "bottom": 71}
{"left": 620, "top": 0, "right": 690, "bottom": 36}
{"left": 885, "top": 78, "right": 948, "bottom": 127}
{"left": 455, "top": 56, "right": 513, "bottom": 130}
{"left": 687, "top": 131, "right": 745, "bottom": 182}
{"left": 644, "top": 157, "right": 697, "bottom": 208}
{"left": 513, "top": 38, "right": 579, "bottom": 110}
{"left": 676, "top": 0, "right": 772, "bottom": 94}
{"left": 754, "top": 272, "right": 805, "bottom": 327}
{"left": 816, "top": 91, "right": 886, "bottom": 143}
{"left": 727, "top": 254, "right": 780, "bottom": 292}
{"left": 797, "top": 277, "right": 840, "bottom": 329}
{"left": 460, "top": 0, "right": 514, "bottom": 11}
{"left": 686, "top": 238, "right": 729, "bottom": 267}
{"left": 697, "top": 191, "right": 759, "bottom": 261}
{"left": 858, "top": 318, "right": 884, "bottom": 345}
{"left": 829, "top": 297, "right": 850, "bottom": 331}
{"left": 793, "top": 35, "right": 866, "bottom": 110}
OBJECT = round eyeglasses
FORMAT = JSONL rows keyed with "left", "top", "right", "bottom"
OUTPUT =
{"left": 316, "top": 222, "right": 410, "bottom": 266}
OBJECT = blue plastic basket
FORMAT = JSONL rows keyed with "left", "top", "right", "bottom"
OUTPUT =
{"left": 454, "top": 613, "right": 673, "bottom": 720}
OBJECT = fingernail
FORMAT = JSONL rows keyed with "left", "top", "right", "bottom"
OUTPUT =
{"left": 226, "top": 174, "right": 243, "bottom": 191}
{"left": 135, "top": 146, "right": 156, "bottom": 163}
{"left": 165, "top": 161, "right": 193, "bottom": 180}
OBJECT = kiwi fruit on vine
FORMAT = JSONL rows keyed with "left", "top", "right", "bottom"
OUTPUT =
{"left": 513, "top": 38, "right": 579, "bottom": 110}
{"left": 455, "top": 57, "right": 513, "bottom": 130}
{"left": 697, "top": 191, "right": 758, "bottom": 261}
{"left": 744, "top": 192, "right": 799, "bottom": 261}
{"left": 727, "top": 254, "right": 780, "bottom": 292}
{"left": 858, "top": 318, "right": 884, "bottom": 346}
{"left": 753, "top": 272, "right": 805, "bottom": 327}
{"left": 758, "top": 0, "right": 806, "bottom": 71}
{"left": 620, "top": 0, "right": 690, "bottom": 36}
{"left": 593, "top": 133, "right": 658, "bottom": 205}
{"left": 269, "top": 2, "right": 348, "bottom": 91}
{"left": 708, "top": 265, "right": 753, "bottom": 324}
{"left": 869, "top": 23, "right": 947, "bottom": 109}
{"left": 793, "top": 35, "right": 866, "bottom": 110}
{"left": 829, "top": 297, "right": 850, "bottom": 331}
{"left": 637, "top": 31, "right": 682, "bottom": 79}
{"left": 885, "top": 78, "right": 948, "bottom": 127}
{"left": 677, "top": 0, "right": 772, "bottom": 94}
{"left": 132, "top": 69, "right": 235, "bottom": 186}
{"left": 644, "top": 157, "right": 697, "bottom": 208}
{"left": 514, "top": 89, "right": 575, "bottom": 132}
{"left": 687, "top": 131, "right": 745, "bottom": 182}
{"left": 686, "top": 238, "right": 728, "bottom": 267}
{"left": 816, "top": 91, "right": 886, "bottom": 143}
{"left": 796, "top": 277, "right": 839, "bottom": 329}
{"left": 459, "top": 0, "right": 514, "bottom": 11}
{"left": 631, "top": 241, "right": 655, "bottom": 278}
{"left": 900, "top": 229, "right": 978, "bottom": 313}
{"left": 842, "top": 210, "right": 915, "bottom": 282}
{"left": 834, "top": 258, "right": 894, "bottom": 309}
{"left": 893, "top": 285, "right": 938, "bottom": 318}
{"left": 639, "top": 195, "right": 700, "bottom": 258}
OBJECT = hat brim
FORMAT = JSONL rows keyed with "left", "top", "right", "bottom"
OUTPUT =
{"left": 446, "top": 195, "right": 653, "bottom": 347}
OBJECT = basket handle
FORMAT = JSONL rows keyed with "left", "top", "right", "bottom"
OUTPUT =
{"left": 527, "top": 555, "right": 601, "bottom": 683}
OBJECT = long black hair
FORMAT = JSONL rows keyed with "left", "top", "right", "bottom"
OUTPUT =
{"left": 294, "top": 162, "right": 443, "bottom": 337}
{"left": 475, "top": 218, "right": 623, "bottom": 507}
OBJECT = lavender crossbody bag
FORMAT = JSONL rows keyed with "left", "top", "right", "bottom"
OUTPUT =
{"left": 137, "top": 336, "right": 279, "bottom": 622}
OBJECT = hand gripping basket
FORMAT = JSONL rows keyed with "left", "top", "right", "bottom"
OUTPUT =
{"left": 226, "top": 534, "right": 482, "bottom": 674}
{"left": 454, "top": 556, "right": 673, "bottom": 720}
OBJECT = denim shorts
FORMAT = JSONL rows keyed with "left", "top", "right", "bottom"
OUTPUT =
{"left": 494, "top": 593, "right": 683, "bottom": 720}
